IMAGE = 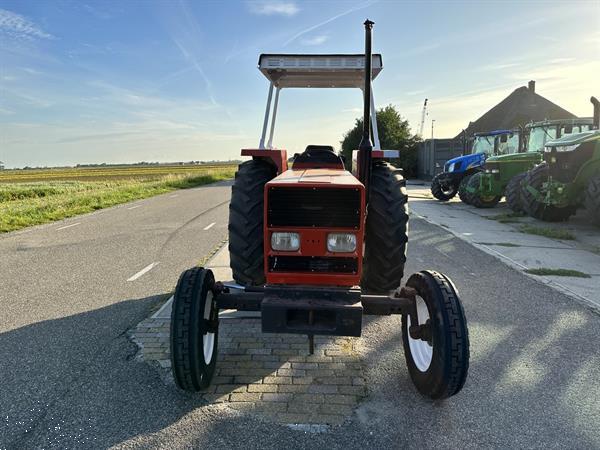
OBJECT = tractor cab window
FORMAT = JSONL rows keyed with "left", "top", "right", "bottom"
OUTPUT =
{"left": 528, "top": 126, "right": 557, "bottom": 152}
{"left": 560, "top": 124, "right": 591, "bottom": 136}
{"left": 472, "top": 135, "right": 494, "bottom": 155}
{"left": 496, "top": 133, "right": 519, "bottom": 155}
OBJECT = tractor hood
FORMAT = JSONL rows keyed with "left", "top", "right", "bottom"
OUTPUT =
{"left": 444, "top": 153, "right": 485, "bottom": 173}
{"left": 545, "top": 130, "right": 600, "bottom": 148}
{"left": 486, "top": 151, "right": 542, "bottom": 163}
{"left": 268, "top": 168, "right": 363, "bottom": 186}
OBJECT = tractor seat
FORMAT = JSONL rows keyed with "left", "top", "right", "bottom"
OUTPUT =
{"left": 291, "top": 145, "right": 345, "bottom": 170}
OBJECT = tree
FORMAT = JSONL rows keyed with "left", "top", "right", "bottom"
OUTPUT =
{"left": 340, "top": 105, "right": 421, "bottom": 177}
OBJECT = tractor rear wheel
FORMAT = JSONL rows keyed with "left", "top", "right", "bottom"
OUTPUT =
{"left": 362, "top": 161, "right": 408, "bottom": 294}
{"left": 584, "top": 175, "right": 600, "bottom": 226}
{"left": 458, "top": 174, "right": 473, "bottom": 204}
{"left": 468, "top": 173, "right": 501, "bottom": 208}
{"left": 505, "top": 172, "right": 526, "bottom": 213}
{"left": 402, "top": 270, "right": 469, "bottom": 399}
{"left": 171, "top": 267, "right": 218, "bottom": 392}
{"left": 431, "top": 173, "right": 457, "bottom": 201}
{"left": 228, "top": 159, "right": 277, "bottom": 285}
{"left": 521, "top": 162, "right": 576, "bottom": 222}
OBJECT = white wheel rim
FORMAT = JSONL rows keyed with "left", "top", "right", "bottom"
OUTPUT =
{"left": 407, "top": 295, "right": 433, "bottom": 372}
{"left": 202, "top": 290, "right": 215, "bottom": 364}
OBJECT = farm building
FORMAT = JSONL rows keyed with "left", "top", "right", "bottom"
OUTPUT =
{"left": 417, "top": 80, "right": 576, "bottom": 179}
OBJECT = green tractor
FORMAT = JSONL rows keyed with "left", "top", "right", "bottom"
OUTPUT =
{"left": 464, "top": 116, "right": 595, "bottom": 210}
{"left": 521, "top": 97, "right": 600, "bottom": 224}
{"left": 459, "top": 129, "right": 521, "bottom": 207}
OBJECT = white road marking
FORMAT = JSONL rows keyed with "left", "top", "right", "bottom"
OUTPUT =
{"left": 56, "top": 222, "right": 81, "bottom": 231}
{"left": 169, "top": 194, "right": 178, "bottom": 198}
{"left": 127, "top": 262, "right": 158, "bottom": 282}
{"left": 203, "top": 222, "right": 216, "bottom": 230}
{"left": 127, "top": 205, "right": 141, "bottom": 210}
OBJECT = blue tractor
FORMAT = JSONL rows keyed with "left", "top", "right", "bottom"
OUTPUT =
{"left": 430, "top": 129, "right": 520, "bottom": 202}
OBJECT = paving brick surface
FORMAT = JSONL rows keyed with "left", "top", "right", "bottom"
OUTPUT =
{"left": 130, "top": 315, "right": 366, "bottom": 425}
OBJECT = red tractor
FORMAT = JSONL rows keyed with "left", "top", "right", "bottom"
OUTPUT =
{"left": 170, "top": 21, "right": 469, "bottom": 400}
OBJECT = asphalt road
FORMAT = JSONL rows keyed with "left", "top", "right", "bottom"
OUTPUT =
{"left": 1, "top": 181, "right": 599, "bottom": 449}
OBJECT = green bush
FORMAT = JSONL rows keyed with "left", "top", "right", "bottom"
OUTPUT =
{"left": 340, "top": 105, "right": 421, "bottom": 177}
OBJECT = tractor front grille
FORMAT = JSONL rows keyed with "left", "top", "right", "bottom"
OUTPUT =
{"left": 267, "top": 187, "right": 361, "bottom": 228}
{"left": 268, "top": 256, "right": 358, "bottom": 273}
{"left": 547, "top": 142, "right": 595, "bottom": 182}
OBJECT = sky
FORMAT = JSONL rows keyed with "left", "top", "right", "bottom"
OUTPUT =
{"left": 0, "top": 0, "right": 598, "bottom": 168}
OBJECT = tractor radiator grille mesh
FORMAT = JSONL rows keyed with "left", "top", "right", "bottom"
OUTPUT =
{"left": 268, "top": 256, "right": 358, "bottom": 273}
{"left": 267, "top": 187, "right": 361, "bottom": 228}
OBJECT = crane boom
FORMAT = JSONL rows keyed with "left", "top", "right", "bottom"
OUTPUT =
{"left": 418, "top": 98, "right": 428, "bottom": 137}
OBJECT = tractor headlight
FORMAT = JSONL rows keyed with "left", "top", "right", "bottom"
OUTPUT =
{"left": 485, "top": 168, "right": 499, "bottom": 174}
{"left": 327, "top": 233, "right": 356, "bottom": 253}
{"left": 447, "top": 163, "right": 455, "bottom": 172}
{"left": 271, "top": 232, "right": 300, "bottom": 251}
{"left": 550, "top": 156, "right": 557, "bottom": 164}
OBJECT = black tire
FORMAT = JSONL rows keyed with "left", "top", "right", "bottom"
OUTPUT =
{"left": 431, "top": 173, "right": 458, "bottom": 201}
{"left": 505, "top": 172, "right": 526, "bottom": 213}
{"left": 521, "top": 162, "right": 575, "bottom": 222}
{"left": 171, "top": 267, "right": 218, "bottom": 392}
{"left": 362, "top": 162, "right": 409, "bottom": 294}
{"left": 467, "top": 172, "right": 501, "bottom": 208}
{"left": 584, "top": 175, "right": 600, "bottom": 226}
{"left": 402, "top": 270, "right": 469, "bottom": 400}
{"left": 458, "top": 174, "right": 473, "bottom": 204}
{"left": 228, "top": 160, "right": 277, "bottom": 285}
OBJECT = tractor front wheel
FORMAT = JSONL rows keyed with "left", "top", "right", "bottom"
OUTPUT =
{"left": 458, "top": 174, "right": 473, "bottom": 204}
{"left": 402, "top": 271, "right": 469, "bottom": 399}
{"left": 505, "top": 172, "right": 526, "bottom": 213}
{"left": 584, "top": 175, "right": 600, "bottom": 226}
{"left": 171, "top": 267, "right": 219, "bottom": 391}
{"left": 362, "top": 162, "right": 408, "bottom": 294}
{"left": 229, "top": 159, "right": 277, "bottom": 285}
{"left": 431, "top": 173, "right": 457, "bottom": 201}
{"left": 467, "top": 173, "right": 501, "bottom": 208}
{"left": 521, "top": 162, "right": 575, "bottom": 222}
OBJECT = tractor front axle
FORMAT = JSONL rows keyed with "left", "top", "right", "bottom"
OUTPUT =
{"left": 212, "top": 283, "right": 420, "bottom": 339}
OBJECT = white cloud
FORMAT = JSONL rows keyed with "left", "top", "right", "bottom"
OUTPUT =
{"left": 247, "top": 1, "right": 299, "bottom": 17}
{"left": 0, "top": 8, "right": 53, "bottom": 40}
{"left": 283, "top": 0, "right": 374, "bottom": 46}
{"left": 479, "top": 62, "right": 521, "bottom": 71}
{"left": 405, "top": 89, "right": 429, "bottom": 97}
{"left": 301, "top": 35, "right": 328, "bottom": 46}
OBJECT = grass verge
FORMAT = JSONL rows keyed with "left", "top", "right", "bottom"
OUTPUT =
{"left": 518, "top": 224, "right": 575, "bottom": 240}
{"left": 0, "top": 167, "right": 236, "bottom": 233}
{"left": 524, "top": 268, "right": 591, "bottom": 278}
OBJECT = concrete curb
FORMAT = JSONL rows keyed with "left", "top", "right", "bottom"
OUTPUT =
{"left": 409, "top": 209, "right": 600, "bottom": 314}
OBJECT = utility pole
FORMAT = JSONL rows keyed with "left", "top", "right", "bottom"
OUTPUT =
{"left": 431, "top": 119, "right": 435, "bottom": 140}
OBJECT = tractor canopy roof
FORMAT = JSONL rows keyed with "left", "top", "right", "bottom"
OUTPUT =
{"left": 526, "top": 117, "right": 593, "bottom": 129}
{"left": 473, "top": 129, "right": 516, "bottom": 137}
{"left": 258, "top": 54, "right": 383, "bottom": 88}
{"left": 545, "top": 130, "right": 600, "bottom": 147}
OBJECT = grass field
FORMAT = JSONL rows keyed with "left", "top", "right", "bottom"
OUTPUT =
{"left": 0, "top": 164, "right": 237, "bottom": 233}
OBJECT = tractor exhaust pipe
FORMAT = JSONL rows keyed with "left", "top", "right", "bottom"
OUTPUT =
{"left": 591, "top": 96, "right": 600, "bottom": 130}
{"left": 358, "top": 19, "right": 375, "bottom": 200}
